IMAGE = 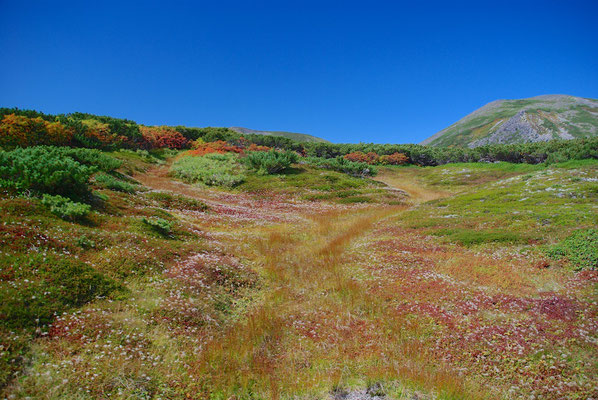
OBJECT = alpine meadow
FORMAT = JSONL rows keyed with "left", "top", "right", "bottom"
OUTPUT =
{"left": 1, "top": 2, "right": 597, "bottom": 400}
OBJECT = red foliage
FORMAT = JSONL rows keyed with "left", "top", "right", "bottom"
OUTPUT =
{"left": 0, "top": 114, "right": 73, "bottom": 148}
{"left": 140, "top": 126, "right": 190, "bottom": 149}
{"left": 344, "top": 151, "right": 409, "bottom": 165}
{"left": 247, "top": 143, "right": 272, "bottom": 152}
{"left": 187, "top": 139, "right": 272, "bottom": 156}
{"left": 379, "top": 152, "right": 409, "bottom": 165}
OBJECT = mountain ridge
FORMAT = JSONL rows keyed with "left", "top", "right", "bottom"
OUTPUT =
{"left": 229, "top": 126, "right": 330, "bottom": 143}
{"left": 422, "top": 94, "right": 598, "bottom": 147}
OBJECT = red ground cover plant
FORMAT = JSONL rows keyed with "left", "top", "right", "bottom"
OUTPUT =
{"left": 140, "top": 126, "right": 190, "bottom": 149}
{"left": 0, "top": 114, "right": 73, "bottom": 148}
{"left": 344, "top": 151, "right": 409, "bottom": 165}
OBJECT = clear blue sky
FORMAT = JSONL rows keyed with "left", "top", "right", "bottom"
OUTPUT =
{"left": 1, "top": 1, "right": 597, "bottom": 143}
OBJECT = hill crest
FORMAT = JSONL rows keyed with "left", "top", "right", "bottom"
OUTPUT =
{"left": 422, "top": 94, "right": 598, "bottom": 147}
{"left": 229, "top": 126, "right": 329, "bottom": 143}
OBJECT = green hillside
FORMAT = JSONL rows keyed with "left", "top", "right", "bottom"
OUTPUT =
{"left": 422, "top": 94, "right": 598, "bottom": 147}
{"left": 229, "top": 126, "right": 330, "bottom": 143}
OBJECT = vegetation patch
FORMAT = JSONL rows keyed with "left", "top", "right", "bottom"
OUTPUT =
{"left": 242, "top": 150, "right": 298, "bottom": 174}
{"left": 431, "top": 228, "right": 526, "bottom": 246}
{"left": 94, "top": 172, "right": 137, "bottom": 193}
{"left": 170, "top": 153, "right": 246, "bottom": 187}
{"left": 547, "top": 229, "right": 598, "bottom": 270}
{"left": 41, "top": 194, "right": 91, "bottom": 221}
{"left": 146, "top": 191, "right": 209, "bottom": 211}
{"left": 142, "top": 216, "right": 173, "bottom": 235}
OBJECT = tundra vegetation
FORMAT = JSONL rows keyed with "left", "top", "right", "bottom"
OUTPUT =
{"left": 0, "top": 109, "right": 597, "bottom": 399}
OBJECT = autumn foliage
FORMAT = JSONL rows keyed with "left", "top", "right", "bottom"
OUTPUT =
{"left": 140, "top": 126, "right": 190, "bottom": 149}
{"left": 344, "top": 151, "right": 409, "bottom": 165}
{"left": 187, "top": 139, "right": 272, "bottom": 156}
{"left": 0, "top": 114, "right": 73, "bottom": 148}
{"left": 77, "top": 121, "right": 129, "bottom": 149}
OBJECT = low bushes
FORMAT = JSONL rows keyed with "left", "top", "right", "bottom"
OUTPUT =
{"left": 547, "top": 229, "right": 598, "bottom": 270}
{"left": 305, "top": 156, "right": 377, "bottom": 177}
{"left": 170, "top": 154, "right": 246, "bottom": 187}
{"left": 0, "top": 147, "right": 95, "bottom": 197}
{"left": 0, "top": 146, "right": 122, "bottom": 198}
{"left": 41, "top": 194, "right": 91, "bottom": 220}
{"left": 94, "top": 173, "right": 137, "bottom": 193}
{"left": 243, "top": 150, "right": 298, "bottom": 174}
{"left": 344, "top": 151, "right": 408, "bottom": 165}
{"left": 142, "top": 216, "right": 173, "bottom": 235}
{"left": 0, "top": 113, "right": 73, "bottom": 148}
{"left": 140, "top": 126, "right": 189, "bottom": 149}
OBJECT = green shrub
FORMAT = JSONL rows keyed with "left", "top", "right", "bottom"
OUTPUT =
{"left": 547, "top": 229, "right": 598, "bottom": 270}
{"left": 41, "top": 194, "right": 91, "bottom": 220}
{"left": 94, "top": 173, "right": 137, "bottom": 193}
{"left": 142, "top": 216, "right": 173, "bottom": 235}
{"left": 243, "top": 150, "right": 298, "bottom": 174}
{"left": 0, "top": 147, "right": 95, "bottom": 197}
{"left": 305, "top": 156, "right": 377, "bottom": 177}
{"left": 170, "top": 154, "right": 245, "bottom": 187}
{"left": 146, "top": 191, "right": 209, "bottom": 211}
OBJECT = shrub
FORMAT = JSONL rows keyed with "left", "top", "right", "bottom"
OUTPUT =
{"left": 242, "top": 150, "right": 298, "bottom": 174}
{"left": 142, "top": 216, "right": 173, "bottom": 235}
{"left": 188, "top": 140, "right": 245, "bottom": 156}
{"left": 170, "top": 154, "right": 246, "bottom": 187}
{"left": 41, "top": 194, "right": 91, "bottom": 220}
{"left": 306, "top": 156, "right": 377, "bottom": 177}
{"left": 94, "top": 173, "right": 137, "bottom": 193}
{"left": 0, "top": 146, "right": 95, "bottom": 197}
{"left": 57, "top": 147, "right": 122, "bottom": 171}
{"left": 0, "top": 114, "right": 73, "bottom": 148}
{"left": 140, "top": 126, "right": 190, "bottom": 149}
{"left": 547, "top": 229, "right": 598, "bottom": 270}
{"left": 379, "top": 152, "right": 409, "bottom": 165}
{"left": 74, "top": 119, "right": 129, "bottom": 150}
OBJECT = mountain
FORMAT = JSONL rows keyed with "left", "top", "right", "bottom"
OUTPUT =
{"left": 229, "top": 127, "right": 330, "bottom": 143}
{"left": 422, "top": 95, "right": 598, "bottom": 147}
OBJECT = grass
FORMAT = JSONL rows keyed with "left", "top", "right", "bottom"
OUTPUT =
{"left": 1, "top": 156, "right": 597, "bottom": 399}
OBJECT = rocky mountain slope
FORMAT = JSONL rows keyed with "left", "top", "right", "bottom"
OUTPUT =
{"left": 422, "top": 95, "right": 598, "bottom": 147}
{"left": 230, "top": 126, "right": 330, "bottom": 143}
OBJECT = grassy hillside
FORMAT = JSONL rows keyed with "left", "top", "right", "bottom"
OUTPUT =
{"left": 230, "top": 126, "right": 330, "bottom": 143}
{"left": 1, "top": 143, "right": 596, "bottom": 399}
{"left": 422, "top": 95, "right": 598, "bottom": 148}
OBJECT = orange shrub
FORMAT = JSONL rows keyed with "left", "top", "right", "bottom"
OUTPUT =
{"left": 0, "top": 114, "right": 73, "bottom": 148}
{"left": 379, "top": 152, "right": 409, "bottom": 165}
{"left": 247, "top": 143, "right": 272, "bottom": 152}
{"left": 140, "top": 126, "right": 190, "bottom": 149}
{"left": 344, "top": 151, "right": 379, "bottom": 165}
{"left": 188, "top": 140, "right": 243, "bottom": 156}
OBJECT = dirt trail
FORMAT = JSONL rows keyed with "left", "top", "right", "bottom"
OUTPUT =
{"left": 373, "top": 169, "right": 450, "bottom": 203}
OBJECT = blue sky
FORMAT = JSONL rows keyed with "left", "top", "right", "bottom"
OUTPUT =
{"left": 1, "top": 1, "right": 597, "bottom": 143}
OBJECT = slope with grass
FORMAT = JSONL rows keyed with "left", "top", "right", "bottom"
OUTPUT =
{"left": 1, "top": 149, "right": 597, "bottom": 399}
{"left": 229, "top": 126, "right": 330, "bottom": 143}
{"left": 422, "top": 95, "right": 598, "bottom": 148}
